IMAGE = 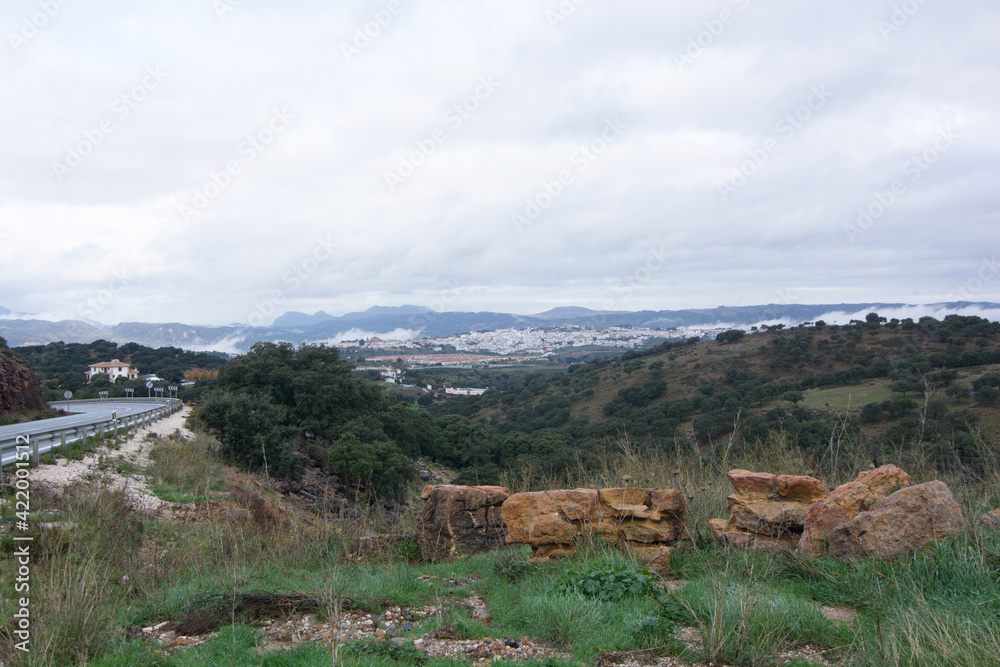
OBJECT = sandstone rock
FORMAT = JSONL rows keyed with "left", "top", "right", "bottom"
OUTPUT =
{"left": 978, "top": 508, "right": 1000, "bottom": 527}
{"left": 798, "top": 464, "right": 910, "bottom": 557}
{"left": 501, "top": 489, "right": 598, "bottom": 546}
{"left": 827, "top": 481, "right": 968, "bottom": 559}
{"left": 416, "top": 485, "right": 510, "bottom": 561}
{"left": 619, "top": 543, "right": 675, "bottom": 574}
{"left": 708, "top": 470, "right": 825, "bottom": 551}
{"left": 726, "top": 470, "right": 826, "bottom": 537}
{"left": 502, "top": 487, "right": 686, "bottom": 566}
{"left": 707, "top": 517, "right": 798, "bottom": 552}
{"left": 597, "top": 487, "right": 686, "bottom": 544}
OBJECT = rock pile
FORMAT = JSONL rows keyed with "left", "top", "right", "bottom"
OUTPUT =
{"left": 500, "top": 487, "right": 686, "bottom": 570}
{"left": 416, "top": 485, "right": 510, "bottom": 561}
{"left": 708, "top": 470, "right": 826, "bottom": 551}
{"left": 798, "top": 464, "right": 911, "bottom": 557}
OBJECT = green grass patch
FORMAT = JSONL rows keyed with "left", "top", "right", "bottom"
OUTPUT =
{"left": 146, "top": 433, "right": 225, "bottom": 503}
{"left": 799, "top": 380, "right": 894, "bottom": 410}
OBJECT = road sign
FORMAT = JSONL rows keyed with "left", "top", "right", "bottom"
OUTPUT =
{"left": 63, "top": 391, "right": 73, "bottom": 399}
{"left": 146, "top": 381, "right": 154, "bottom": 389}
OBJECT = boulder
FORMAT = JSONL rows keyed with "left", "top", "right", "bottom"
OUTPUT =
{"left": 502, "top": 487, "right": 686, "bottom": 570}
{"left": 501, "top": 489, "right": 598, "bottom": 546}
{"left": 827, "top": 481, "right": 968, "bottom": 559}
{"left": 416, "top": 485, "right": 510, "bottom": 561}
{"left": 708, "top": 470, "right": 825, "bottom": 551}
{"left": 798, "top": 465, "right": 910, "bottom": 557}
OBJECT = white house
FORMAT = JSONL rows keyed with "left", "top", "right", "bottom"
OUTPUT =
{"left": 86, "top": 359, "right": 139, "bottom": 383}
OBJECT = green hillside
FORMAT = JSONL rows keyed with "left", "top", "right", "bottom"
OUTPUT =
{"left": 425, "top": 314, "right": 1000, "bottom": 487}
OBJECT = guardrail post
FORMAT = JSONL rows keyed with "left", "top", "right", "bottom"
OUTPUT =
{"left": 81, "top": 424, "right": 88, "bottom": 445}
{"left": 99, "top": 424, "right": 105, "bottom": 442}
{"left": 31, "top": 437, "right": 39, "bottom": 467}
{"left": 60, "top": 430, "right": 66, "bottom": 451}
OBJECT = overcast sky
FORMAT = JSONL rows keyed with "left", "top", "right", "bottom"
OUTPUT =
{"left": 1, "top": 0, "right": 997, "bottom": 327}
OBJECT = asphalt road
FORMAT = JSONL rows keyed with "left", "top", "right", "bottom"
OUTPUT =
{"left": 0, "top": 400, "right": 173, "bottom": 466}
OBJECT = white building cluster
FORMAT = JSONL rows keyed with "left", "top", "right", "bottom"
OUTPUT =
{"left": 428, "top": 326, "right": 682, "bottom": 355}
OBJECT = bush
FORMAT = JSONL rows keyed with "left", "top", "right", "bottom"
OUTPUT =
{"left": 196, "top": 390, "right": 297, "bottom": 477}
{"left": 328, "top": 435, "right": 415, "bottom": 501}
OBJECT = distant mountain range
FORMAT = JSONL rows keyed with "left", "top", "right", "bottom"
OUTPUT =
{"left": 2, "top": 302, "right": 999, "bottom": 353}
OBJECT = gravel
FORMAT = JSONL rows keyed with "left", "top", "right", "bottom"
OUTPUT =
{"left": 29, "top": 406, "right": 193, "bottom": 511}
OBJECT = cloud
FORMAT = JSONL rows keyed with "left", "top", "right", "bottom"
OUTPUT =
{"left": 1, "top": 1, "right": 998, "bottom": 324}
{"left": 316, "top": 328, "right": 422, "bottom": 345}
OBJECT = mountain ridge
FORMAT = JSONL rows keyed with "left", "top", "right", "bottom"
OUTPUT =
{"left": 2, "top": 302, "right": 999, "bottom": 352}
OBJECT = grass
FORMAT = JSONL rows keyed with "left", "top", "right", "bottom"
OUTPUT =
{"left": 147, "top": 432, "right": 225, "bottom": 503}
{"left": 2, "top": 427, "right": 1000, "bottom": 666}
{"left": 798, "top": 380, "right": 894, "bottom": 410}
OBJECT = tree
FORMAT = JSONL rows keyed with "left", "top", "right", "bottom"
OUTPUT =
{"left": 197, "top": 390, "right": 296, "bottom": 477}
{"left": 782, "top": 390, "right": 805, "bottom": 406}
{"left": 329, "top": 435, "right": 415, "bottom": 501}
{"left": 715, "top": 329, "right": 746, "bottom": 344}
{"left": 945, "top": 384, "right": 971, "bottom": 404}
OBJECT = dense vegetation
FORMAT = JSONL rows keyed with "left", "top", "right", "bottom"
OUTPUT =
{"left": 422, "top": 314, "right": 1000, "bottom": 486}
{"left": 184, "top": 314, "right": 1000, "bottom": 504}
{"left": 14, "top": 340, "right": 228, "bottom": 396}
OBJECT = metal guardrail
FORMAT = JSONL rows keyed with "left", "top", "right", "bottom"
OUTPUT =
{"left": 0, "top": 398, "right": 184, "bottom": 468}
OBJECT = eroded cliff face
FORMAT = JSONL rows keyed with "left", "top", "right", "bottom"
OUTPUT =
{"left": 0, "top": 349, "right": 48, "bottom": 415}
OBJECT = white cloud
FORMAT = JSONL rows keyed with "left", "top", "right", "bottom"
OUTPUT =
{"left": 1, "top": 0, "right": 998, "bottom": 324}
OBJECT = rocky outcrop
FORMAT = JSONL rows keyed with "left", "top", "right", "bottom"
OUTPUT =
{"left": 708, "top": 470, "right": 826, "bottom": 551}
{"left": 0, "top": 350, "right": 48, "bottom": 416}
{"left": 798, "top": 465, "right": 911, "bottom": 557}
{"left": 501, "top": 487, "right": 686, "bottom": 570}
{"left": 827, "top": 481, "right": 968, "bottom": 559}
{"left": 416, "top": 485, "right": 509, "bottom": 561}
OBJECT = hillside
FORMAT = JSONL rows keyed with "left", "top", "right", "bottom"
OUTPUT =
{"left": 0, "top": 337, "right": 48, "bottom": 417}
{"left": 3, "top": 301, "right": 999, "bottom": 352}
{"left": 13, "top": 340, "right": 228, "bottom": 397}
{"left": 424, "top": 314, "right": 1000, "bottom": 486}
